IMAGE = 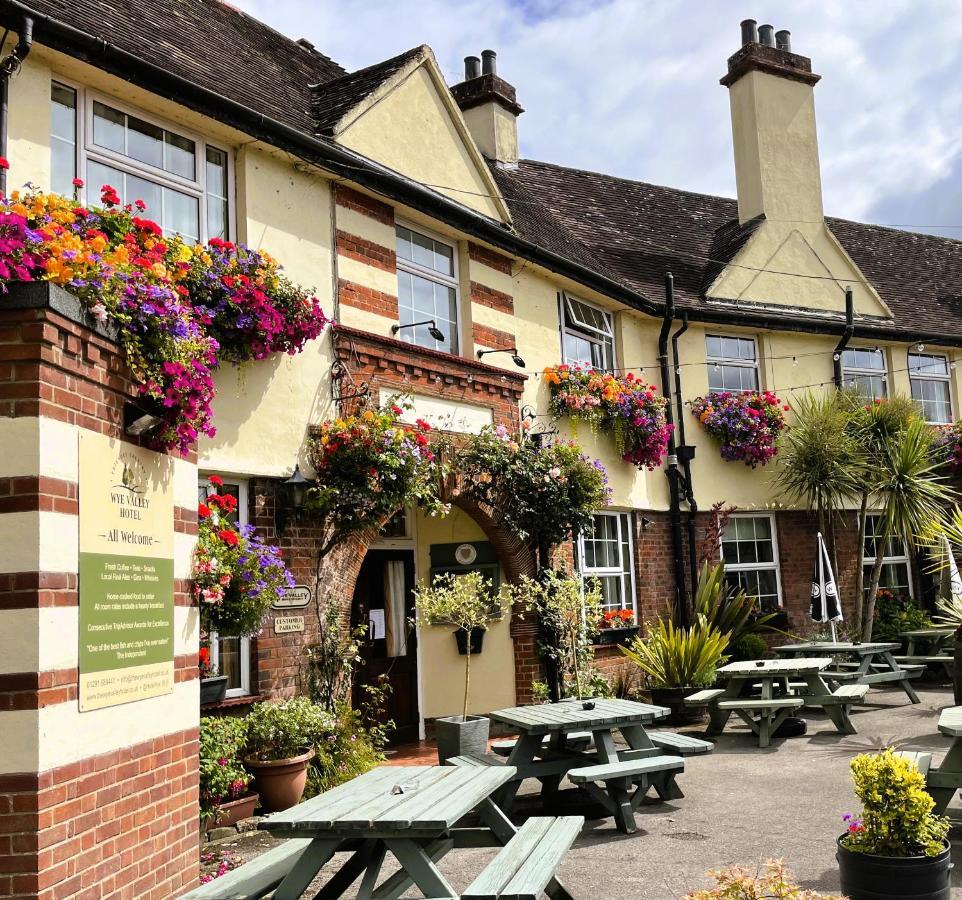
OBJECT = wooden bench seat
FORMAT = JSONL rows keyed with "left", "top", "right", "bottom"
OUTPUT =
{"left": 894, "top": 655, "right": 952, "bottom": 664}
{"left": 717, "top": 698, "right": 805, "bottom": 711}
{"left": 567, "top": 755, "right": 685, "bottom": 785}
{"left": 683, "top": 688, "right": 725, "bottom": 706}
{"left": 490, "top": 731, "right": 594, "bottom": 758}
{"left": 894, "top": 750, "right": 933, "bottom": 779}
{"left": 181, "top": 838, "right": 313, "bottom": 899}
{"left": 822, "top": 684, "right": 869, "bottom": 704}
{"left": 462, "top": 816, "right": 583, "bottom": 900}
{"left": 646, "top": 731, "right": 714, "bottom": 755}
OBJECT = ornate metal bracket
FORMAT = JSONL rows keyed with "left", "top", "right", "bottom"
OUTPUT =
{"left": 521, "top": 404, "right": 559, "bottom": 446}
{"left": 331, "top": 359, "right": 370, "bottom": 404}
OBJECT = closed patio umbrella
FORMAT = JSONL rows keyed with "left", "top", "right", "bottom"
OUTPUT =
{"left": 811, "top": 531, "right": 842, "bottom": 641}
{"left": 938, "top": 534, "right": 962, "bottom": 607}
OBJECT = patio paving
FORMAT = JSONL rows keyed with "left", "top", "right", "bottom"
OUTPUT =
{"left": 203, "top": 683, "right": 962, "bottom": 898}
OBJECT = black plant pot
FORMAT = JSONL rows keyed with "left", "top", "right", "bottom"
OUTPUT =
{"left": 200, "top": 675, "right": 228, "bottom": 705}
{"left": 455, "top": 627, "right": 485, "bottom": 656}
{"left": 836, "top": 836, "right": 952, "bottom": 900}
{"left": 593, "top": 626, "right": 639, "bottom": 646}
{"left": 647, "top": 687, "right": 708, "bottom": 726}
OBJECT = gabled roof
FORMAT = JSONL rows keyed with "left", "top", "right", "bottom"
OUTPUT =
{"left": 492, "top": 158, "right": 962, "bottom": 340}
{"left": 16, "top": 0, "right": 345, "bottom": 133}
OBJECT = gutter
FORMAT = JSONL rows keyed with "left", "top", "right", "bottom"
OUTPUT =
{"left": 0, "top": 11, "right": 32, "bottom": 192}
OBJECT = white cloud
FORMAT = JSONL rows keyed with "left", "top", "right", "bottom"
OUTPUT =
{"left": 233, "top": 0, "right": 962, "bottom": 231}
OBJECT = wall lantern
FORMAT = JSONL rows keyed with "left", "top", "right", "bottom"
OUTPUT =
{"left": 477, "top": 347, "right": 526, "bottom": 368}
{"left": 276, "top": 464, "right": 313, "bottom": 537}
{"left": 123, "top": 400, "right": 163, "bottom": 437}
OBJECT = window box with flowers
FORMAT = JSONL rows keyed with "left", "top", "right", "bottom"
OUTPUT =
{"left": 198, "top": 642, "right": 228, "bottom": 705}
{"left": 690, "top": 390, "right": 788, "bottom": 467}
{"left": 193, "top": 475, "right": 295, "bottom": 637}
{"left": 544, "top": 364, "right": 672, "bottom": 469}
{"left": 593, "top": 609, "right": 639, "bottom": 645}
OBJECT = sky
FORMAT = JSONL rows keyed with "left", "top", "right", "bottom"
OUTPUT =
{"left": 230, "top": 0, "right": 962, "bottom": 236}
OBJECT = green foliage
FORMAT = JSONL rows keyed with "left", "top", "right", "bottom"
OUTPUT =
{"left": 305, "top": 602, "right": 364, "bottom": 715}
{"left": 694, "top": 562, "right": 775, "bottom": 649}
{"left": 871, "top": 589, "right": 930, "bottom": 641}
{"left": 303, "top": 705, "right": 384, "bottom": 799}
{"left": 622, "top": 618, "right": 730, "bottom": 689}
{"left": 842, "top": 748, "right": 949, "bottom": 857}
{"left": 244, "top": 697, "right": 335, "bottom": 762}
{"left": 454, "top": 426, "right": 609, "bottom": 546}
{"left": 686, "top": 859, "right": 844, "bottom": 899}
{"left": 199, "top": 716, "right": 251, "bottom": 823}
{"left": 508, "top": 571, "right": 603, "bottom": 698}
{"left": 727, "top": 632, "right": 768, "bottom": 662}
{"left": 415, "top": 571, "right": 510, "bottom": 719}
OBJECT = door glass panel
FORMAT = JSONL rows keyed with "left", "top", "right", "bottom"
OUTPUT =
{"left": 383, "top": 559, "right": 408, "bottom": 658}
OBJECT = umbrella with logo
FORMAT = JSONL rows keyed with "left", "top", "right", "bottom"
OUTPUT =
{"left": 811, "top": 531, "right": 843, "bottom": 641}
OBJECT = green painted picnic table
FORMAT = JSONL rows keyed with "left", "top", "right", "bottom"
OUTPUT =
{"left": 252, "top": 764, "right": 528, "bottom": 899}
{"left": 774, "top": 641, "right": 921, "bottom": 703}
{"left": 704, "top": 657, "right": 864, "bottom": 747}
{"left": 929, "top": 706, "right": 962, "bottom": 812}
{"left": 488, "top": 698, "right": 693, "bottom": 834}
{"left": 897, "top": 627, "right": 954, "bottom": 679}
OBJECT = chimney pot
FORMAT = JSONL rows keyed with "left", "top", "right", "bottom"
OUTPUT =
{"left": 740, "top": 19, "right": 758, "bottom": 45}
{"left": 775, "top": 29, "right": 791, "bottom": 52}
{"left": 464, "top": 55, "right": 481, "bottom": 80}
{"left": 481, "top": 49, "right": 497, "bottom": 76}
{"left": 758, "top": 24, "right": 775, "bottom": 47}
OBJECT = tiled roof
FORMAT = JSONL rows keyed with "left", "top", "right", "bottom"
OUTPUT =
{"left": 311, "top": 46, "right": 425, "bottom": 136}
{"left": 17, "top": 0, "right": 345, "bottom": 134}
{"left": 493, "top": 159, "right": 962, "bottom": 339}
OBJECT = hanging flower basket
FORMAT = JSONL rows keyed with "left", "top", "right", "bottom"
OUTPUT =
{"left": 544, "top": 364, "right": 672, "bottom": 469}
{"left": 691, "top": 390, "right": 788, "bottom": 466}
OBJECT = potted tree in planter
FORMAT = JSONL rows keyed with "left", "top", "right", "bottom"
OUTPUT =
{"left": 199, "top": 715, "right": 257, "bottom": 834}
{"left": 198, "top": 640, "right": 228, "bottom": 706}
{"left": 243, "top": 697, "right": 332, "bottom": 812}
{"left": 837, "top": 748, "right": 951, "bottom": 899}
{"left": 414, "top": 571, "right": 510, "bottom": 763}
{"left": 622, "top": 617, "right": 730, "bottom": 725}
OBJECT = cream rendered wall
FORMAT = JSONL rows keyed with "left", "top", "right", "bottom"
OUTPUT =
{"left": 338, "top": 65, "right": 503, "bottom": 222}
{"left": 414, "top": 507, "right": 516, "bottom": 717}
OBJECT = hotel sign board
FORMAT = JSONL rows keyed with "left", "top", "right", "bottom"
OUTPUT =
{"left": 78, "top": 433, "right": 175, "bottom": 711}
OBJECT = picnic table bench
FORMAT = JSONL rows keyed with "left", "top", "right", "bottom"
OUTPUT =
{"left": 899, "top": 705, "right": 962, "bottom": 814}
{"left": 895, "top": 627, "right": 954, "bottom": 678}
{"left": 774, "top": 641, "right": 921, "bottom": 703}
{"left": 184, "top": 763, "right": 581, "bottom": 900}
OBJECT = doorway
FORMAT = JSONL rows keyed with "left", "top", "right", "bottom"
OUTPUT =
{"left": 352, "top": 549, "right": 419, "bottom": 745}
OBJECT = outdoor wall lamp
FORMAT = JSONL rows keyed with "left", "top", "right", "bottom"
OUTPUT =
{"left": 477, "top": 347, "right": 526, "bottom": 368}
{"left": 276, "top": 464, "right": 313, "bottom": 537}
{"left": 392, "top": 319, "right": 445, "bottom": 342}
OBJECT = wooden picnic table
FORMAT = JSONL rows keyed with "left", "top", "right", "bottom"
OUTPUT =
{"left": 248, "top": 763, "right": 542, "bottom": 900}
{"left": 700, "top": 657, "right": 865, "bottom": 747}
{"left": 487, "top": 697, "right": 699, "bottom": 834}
{"left": 774, "top": 641, "right": 921, "bottom": 703}
{"left": 900, "top": 627, "right": 954, "bottom": 656}
{"left": 898, "top": 706, "right": 962, "bottom": 814}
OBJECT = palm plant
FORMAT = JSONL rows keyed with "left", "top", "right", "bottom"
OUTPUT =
{"left": 622, "top": 618, "right": 730, "bottom": 689}
{"left": 694, "top": 561, "right": 775, "bottom": 647}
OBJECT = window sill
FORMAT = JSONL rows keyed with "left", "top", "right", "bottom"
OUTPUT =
{"left": 202, "top": 693, "right": 260, "bottom": 712}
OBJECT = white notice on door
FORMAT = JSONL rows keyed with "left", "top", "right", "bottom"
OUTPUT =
{"left": 369, "top": 608, "right": 385, "bottom": 640}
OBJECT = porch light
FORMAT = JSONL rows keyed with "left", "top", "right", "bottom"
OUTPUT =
{"left": 276, "top": 464, "right": 312, "bottom": 537}
{"left": 392, "top": 319, "right": 445, "bottom": 342}
{"left": 476, "top": 347, "right": 526, "bottom": 368}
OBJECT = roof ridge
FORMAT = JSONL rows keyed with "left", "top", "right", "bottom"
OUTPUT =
{"left": 311, "top": 44, "right": 426, "bottom": 90}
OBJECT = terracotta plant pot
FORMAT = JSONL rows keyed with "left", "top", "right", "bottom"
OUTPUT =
{"left": 836, "top": 836, "right": 952, "bottom": 900}
{"left": 647, "top": 687, "right": 708, "bottom": 726}
{"left": 200, "top": 791, "right": 260, "bottom": 835}
{"left": 244, "top": 748, "right": 315, "bottom": 812}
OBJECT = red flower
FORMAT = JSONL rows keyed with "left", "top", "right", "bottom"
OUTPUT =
{"left": 198, "top": 503, "right": 211, "bottom": 519}
{"left": 134, "top": 199, "right": 146, "bottom": 210}
{"left": 209, "top": 475, "right": 223, "bottom": 487}
{"left": 0, "top": 158, "right": 9, "bottom": 171}
{"left": 132, "top": 216, "right": 162, "bottom": 237}
{"left": 71, "top": 178, "right": 84, "bottom": 188}
{"left": 217, "top": 529, "right": 239, "bottom": 547}
{"left": 100, "top": 185, "right": 121, "bottom": 206}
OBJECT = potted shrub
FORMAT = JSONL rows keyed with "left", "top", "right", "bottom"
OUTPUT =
{"left": 199, "top": 641, "right": 228, "bottom": 705}
{"left": 622, "top": 618, "right": 730, "bottom": 725}
{"left": 595, "top": 608, "right": 639, "bottom": 646}
{"left": 837, "top": 748, "right": 952, "bottom": 899}
{"left": 199, "top": 716, "right": 257, "bottom": 834}
{"left": 414, "top": 571, "right": 510, "bottom": 763}
{"left": 243, "top": 697, "right": 332, "bottom": 812}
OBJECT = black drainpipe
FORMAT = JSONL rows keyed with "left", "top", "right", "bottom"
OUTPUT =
{"left": 0, "top": 15, "right": 33, "bottom": 195}
{"left": 671, "top": 312, "right": 699, "bottom": 602}
{"left": 832, "top": 287, "right": 854, "bottom": 388}
{"left": 659, "top": 273, "right": 690, "bottom": 626}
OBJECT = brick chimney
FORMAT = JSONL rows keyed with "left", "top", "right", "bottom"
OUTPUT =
{"left": 722, "top": 21, "right": 823, "bottom": 225}
{"left": 450, "top": 50, "right": 523, "bottom": 167}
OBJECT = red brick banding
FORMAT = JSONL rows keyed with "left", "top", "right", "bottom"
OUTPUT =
{"left": 335, "top": 184, "right": 395, "bottom": 227}
{"left": 336, "top": 230, "right": 396, "bottom": 273}
{"left": 337, "top": 279, "right": 399, "bottom": 318}
{"left": 468, "top": 242, "right": 512, "bottom": 275}
{"left": 0, "top": 574, "right": 195, "bottom": 610}
{"left": 470, "top": 281, "right": 514, "bottom": 315}
{"left": 472, "top": 322, "right": 516, "bottom": 352}
{"left": 0, "top": 477, "right": 77, "bottom": 515}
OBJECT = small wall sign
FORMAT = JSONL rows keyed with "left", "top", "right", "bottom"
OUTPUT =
{"left": 274, "top": 616, "right": 305, "bottom": 634}
{"left": 455, "top": 543, "right": 478, "bottom": 565}
{"left": 273, "top": 584, "right": 311, "bottom": 610}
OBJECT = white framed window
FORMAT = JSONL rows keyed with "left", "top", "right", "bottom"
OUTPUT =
{"left": 909, "top": 351, "right": 953, "bottom": 424}
{"left": 706, "top": 334, "right": 759, "bottom": 393}
{"left": 576, "top": 512, "right": 636, "bottom": 614}
{"left": 720, "top": 514, "right": 782, "bottom": 612}
{"left": 198, "top": 476, "right": 252, "bottom": 698}
{"left": 561, "top": 294, "right": 615, "bottom": 371}
{"left": 396, "top": 223, "right": 459, "bottom": 355}
{"left": 50, "top": 79, "right": 232, "bottom": 243}
{"left": 841, "top": 347, "right": 888, "bottom": 401}
{"left": 863, "top": 513, "right": 913, "bottom": 599}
